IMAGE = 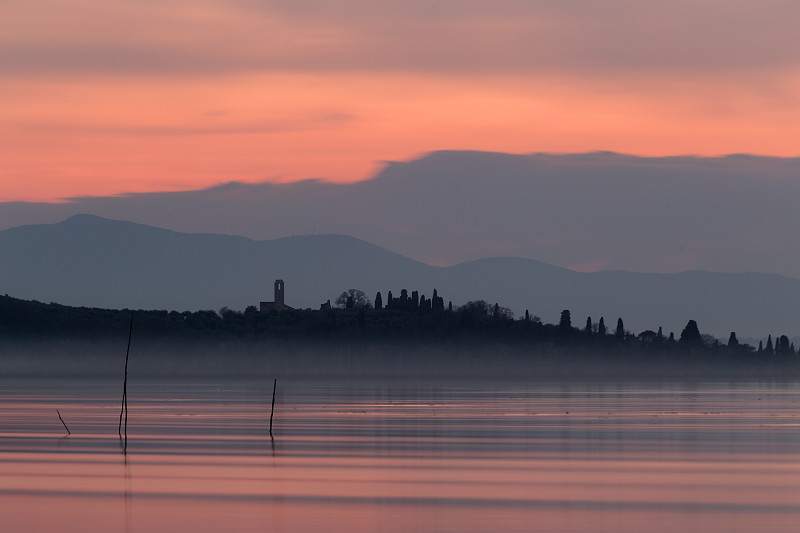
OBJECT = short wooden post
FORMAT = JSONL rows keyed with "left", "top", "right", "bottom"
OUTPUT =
{"left": 269, "top": 378, "right": 277, "bottom": 438}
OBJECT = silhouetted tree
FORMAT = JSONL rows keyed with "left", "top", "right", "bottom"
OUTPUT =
{"left": 598, "top": 317, "right": 606, "bottom": 336}
{"left": 615, "top": 318, "right": 625, "bottom": 340}
{"left": 776, "top": 335, "right": 792, "bottom": 355}
{"left": 374, "top": 292, "right": 383, "bottom": 310}
{"left": 400, "top": 289, "right": 409, "bottom": 310}
{"left": 490, "top": 303, "right": 513, "bottom": 320}
{"left": 386, "top": 291, "right": 394, "bottom": 309}
{"left": 559, "top": 310, "right": 571, "bottom": 329}
{"left": 728, "top": 331, "right": 739, "bottom": 347}
{"left": 411, "top": 290, "right": 419, "bottom": 310}
{"left": 638, "top": 330, "right": 658, "bottom": 343}
{"left": 460, "top": 300, "right": 491, "bottom": 319}
{"left": 679, "top": 320, "right": 702, "bottom": 345}
{"left": 419, "top": 295, "right": 432, "bottom": 312}
{"left": 432, "top": 289, "right": 444, "bottom": 312}
{"left": 335, "top": 289, "right": 370, "bottom": 309}
{"left": 701, "top": 334, "right": 719, "bottom": 348}
{"left": 585, "top": 316, "right": 592, "bottom": 335}
{"left": 765, "top": 335, "right": 774, "bottom": 355}
{"left": 657, "top": 327, "right": 664, "bottom": 341}
{"left": 219, "top": 306, "right": 236, "bottom": 318}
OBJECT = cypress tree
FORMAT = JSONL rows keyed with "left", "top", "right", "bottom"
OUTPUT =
{"left": 598, "top": 317, "right": 606, "bottom": 336}
{"left": 765, "top": 335, "right": 774, "bottom": 355}
{"left": 585, "top": 316, "right": 592, "bottom": 335}
{"left": 431, "top": 291, "right": 437, "bottom": 311}
{"left": 615, "top": 318, "right": 625, "bottom": 339}
{"left": 727, "top": 331, "right": 739, "bottom": 347}
{"left": 679, "top": 320, "right": 702, "bottom": 344}
{"left": 375, "top": 292, "right": 383, "bottom": 310}
{"left": 559, "top": 310, "right": 572, "bottom": 329}
{"left": 431, "top": 289, "right": 444, "bottom": 312}
{"left": 777, "top": 335, "right": 791, "bottom": 355}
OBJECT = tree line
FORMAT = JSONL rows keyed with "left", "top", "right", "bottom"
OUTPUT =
{"left": 1, "top": 289, "right": 797, "bottom": 362}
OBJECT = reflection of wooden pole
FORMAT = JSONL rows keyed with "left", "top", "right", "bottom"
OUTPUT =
{"left": 119, "top": 314, "right": 133, "bottom": 439}
{"left": 269, "top": 378, "right": 277, "bottom": 437}
{"left": 57, "top": 409, "right": 71, "bottom": 435}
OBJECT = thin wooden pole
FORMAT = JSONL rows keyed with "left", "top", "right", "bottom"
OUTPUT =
{"left": 119, "top": 313, "right": 133, "bottom": 439}
{"left": 57, "top": 409, "right": 71, "bottom": 435}
{"left": 269, "top": 378, "right": 277, "bottom": 437}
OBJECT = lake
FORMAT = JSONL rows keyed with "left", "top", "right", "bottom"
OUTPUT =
{"left": 2, "top": 377, "right": 800, "bottom": 532}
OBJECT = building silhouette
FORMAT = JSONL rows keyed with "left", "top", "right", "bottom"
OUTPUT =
{"left": 260, "top": 279, "right": 292, "bottom": 312}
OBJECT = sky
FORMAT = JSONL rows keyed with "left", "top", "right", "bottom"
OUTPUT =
{"left": 3, "top": 0, "right": 800, "bottom": 202}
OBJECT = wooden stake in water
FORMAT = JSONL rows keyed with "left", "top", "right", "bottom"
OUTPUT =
{"left": 57, "top": 409, "right": 71, "bottom": 435}
{"left": 269, "top": 378, "right": 277, "bottom": 438}
{"left": 119, "top": 313, "right": 133, "bottom": 440}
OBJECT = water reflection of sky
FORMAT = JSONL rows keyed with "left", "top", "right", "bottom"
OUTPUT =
{"left": 2, "top": 378, "right": 800, "bottom": 532}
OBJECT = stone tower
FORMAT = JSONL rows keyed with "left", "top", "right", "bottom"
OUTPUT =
{"left": 274, "top": 279, "right": 285, "bottom": 311}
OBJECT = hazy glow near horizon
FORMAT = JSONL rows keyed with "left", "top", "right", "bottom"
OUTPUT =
{"left": 3, "top": 1, "right": 800, "bottom": 202}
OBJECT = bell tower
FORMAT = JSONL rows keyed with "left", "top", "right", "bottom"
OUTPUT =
{"left": 274, "top": 279, "right": 285, "bottom": 311}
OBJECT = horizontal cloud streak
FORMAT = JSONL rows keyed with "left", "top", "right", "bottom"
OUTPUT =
{"left": 2, "top": 0, "right": 799, "bottom": 77}
{"left": 16, "top": 112, "right": 356, "bottom": 137}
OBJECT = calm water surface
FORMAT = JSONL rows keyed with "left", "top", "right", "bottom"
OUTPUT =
{"left": 2, "top": 377, "right": 800, "bottom": 532}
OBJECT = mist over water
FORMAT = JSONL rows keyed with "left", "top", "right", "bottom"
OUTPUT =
{"left": 3, "top": 362, "right": 800, "bottom": 532}
{"left": 2, "top": 340, "right": 797, "bottom": 382}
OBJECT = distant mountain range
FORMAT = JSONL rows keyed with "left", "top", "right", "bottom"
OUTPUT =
{"left": 3, "top": 150, "right": 800, "bottom": 278}
{"left": 2, "top": 214, "right": 799, "bottom": 340}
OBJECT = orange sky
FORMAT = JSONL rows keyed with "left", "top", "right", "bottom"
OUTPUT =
{"left": 2, "top": 0, "right": 800, "bottom": 202}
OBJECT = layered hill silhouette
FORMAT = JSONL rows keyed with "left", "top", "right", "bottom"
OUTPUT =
{"left": 3, "top": 151, "right": 800, "bottom": 278}
{"left": 2, "top": 214, "right": 800, "bottom": 339}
